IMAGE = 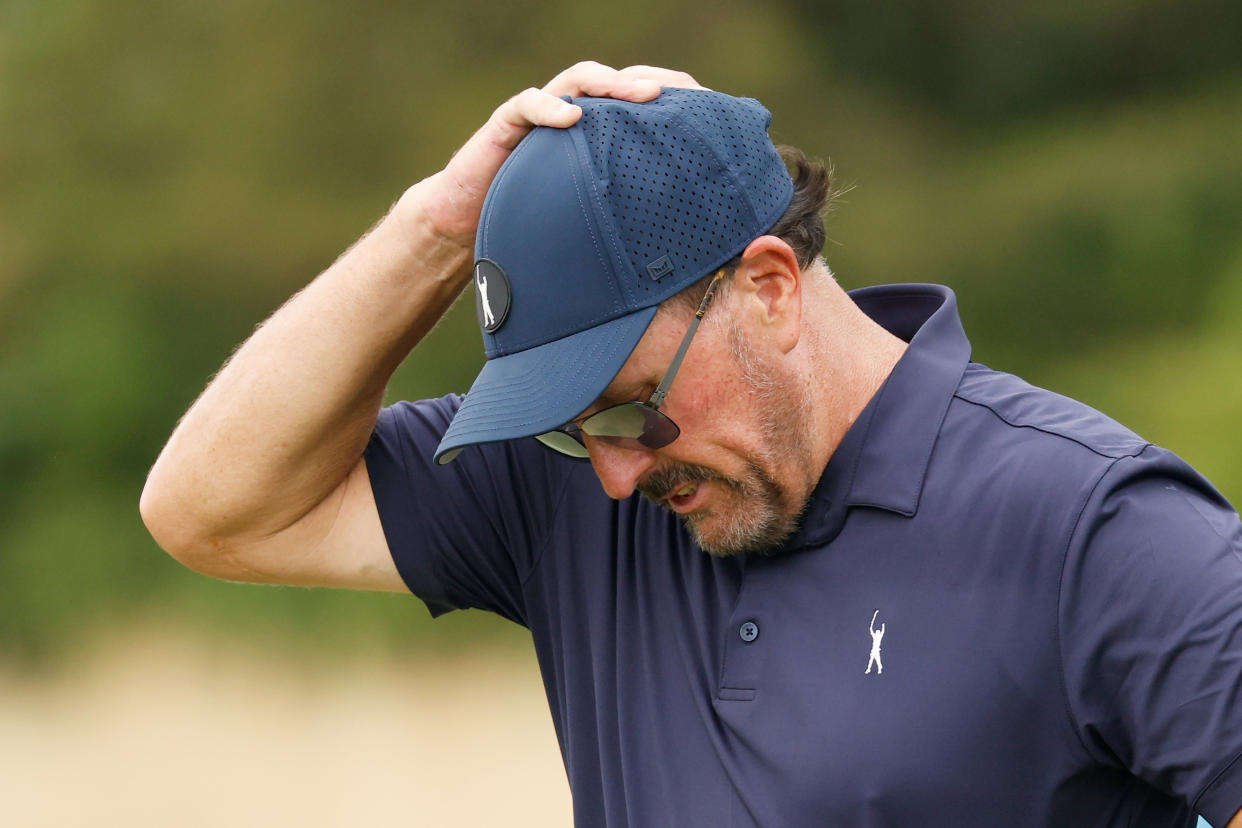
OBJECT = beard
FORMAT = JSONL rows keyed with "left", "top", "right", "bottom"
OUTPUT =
{"left": 637, "top": 458, "right": 794, "bottom": 556}
{"left": 636, "top": 322, "right": 817, "bottom": 556}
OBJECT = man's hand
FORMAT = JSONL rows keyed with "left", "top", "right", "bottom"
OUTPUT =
{"left": 414, "top": 62, "right": 704, "bottom": 246}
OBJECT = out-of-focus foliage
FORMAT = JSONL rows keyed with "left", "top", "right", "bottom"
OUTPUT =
{"left": 793, "top": 0, "right": 1242, "bottom": 122}
{"left": 2, "top": 0, "right": 1239, "bottom": 668}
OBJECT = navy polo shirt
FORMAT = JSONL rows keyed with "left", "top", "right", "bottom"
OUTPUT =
{"left": 366, "top": 283, "right": 1242, "bottom": 828}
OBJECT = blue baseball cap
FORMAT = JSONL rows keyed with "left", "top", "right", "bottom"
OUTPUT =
{"left": 434, "top": 87, "right": 794, "bottom": 463}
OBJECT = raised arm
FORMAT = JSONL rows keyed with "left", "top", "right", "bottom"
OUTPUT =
{"left": 139, "top": 63, "right": 702, "bottom": 592}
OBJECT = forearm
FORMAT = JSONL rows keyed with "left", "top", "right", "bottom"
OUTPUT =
{"left": 141, "top": 179, "right": 470, "bottom": 554}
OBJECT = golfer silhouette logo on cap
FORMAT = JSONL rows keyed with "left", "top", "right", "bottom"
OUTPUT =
{"left": 477, "top": 266, "right": 495, "bottom": 328}
{"left": 473, "top": 259, "right": 510, "bottom": 333}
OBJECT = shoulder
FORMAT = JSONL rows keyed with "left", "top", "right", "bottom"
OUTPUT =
{"left": 951, "top": 362, "right": 1149, "bottom": 462}
{"left": 946, "top": 363, "right": 1238, "bottom": 549}
{"left": 922, "top": 363, "right": 1155, "bottom": 543}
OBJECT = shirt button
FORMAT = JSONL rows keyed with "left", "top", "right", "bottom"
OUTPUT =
{"left": 738, "top": 621, "right": 759, "bottom": 643}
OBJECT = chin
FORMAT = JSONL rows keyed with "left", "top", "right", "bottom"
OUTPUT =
{"left": 684, "top": 503, "right": 800, "bottom": 558}
{"left": 654, "top": 455, "right": 808, "bottom": 556}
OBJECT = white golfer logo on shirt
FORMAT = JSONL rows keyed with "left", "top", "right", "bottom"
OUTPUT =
{"left": 477, "top": 267, "right": 496, "bottom": 328}
{"left": 865, "top": 609, "right": 886, "bottom": 675}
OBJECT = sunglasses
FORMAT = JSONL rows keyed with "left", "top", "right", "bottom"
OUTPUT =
{"left": 536, "top": 269, "right": 727, "bottom": 459}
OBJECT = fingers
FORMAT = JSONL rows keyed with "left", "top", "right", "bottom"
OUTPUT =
{"left": 616, "top": 64, "right": 706, "bottom": 92}
{"left": 487, "top": 62, "right": 708, "bottom": 148}
{"left": 542, "top": 60, "right": 707, "bottom": 102}
{"left": 494, "top": 86, "right": 583, "bottom": 137}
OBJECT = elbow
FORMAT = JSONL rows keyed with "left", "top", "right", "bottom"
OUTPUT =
{"left": 139, "top": 473, "right": 199, "bottom": 569}
{"left": 139, "top": 472, "right": 232, "bottom": 578}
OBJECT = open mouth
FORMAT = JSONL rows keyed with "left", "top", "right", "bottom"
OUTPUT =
{"left": 666, "top": 481, "right": 706, "bottom": 514}
{"left": 639, "top": 464, "right": 721, "bottom": 515}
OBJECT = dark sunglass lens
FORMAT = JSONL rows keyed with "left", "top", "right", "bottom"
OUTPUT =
{"left": 635, "top": 407, "right": 680, "bottom": 449}
{"left": 535, "top": 430, "right": 590, "bottom": 458}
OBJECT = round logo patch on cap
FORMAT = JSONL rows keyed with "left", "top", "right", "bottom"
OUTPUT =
{"left": 473, "top": 258, "right": 511, "bottom": 333}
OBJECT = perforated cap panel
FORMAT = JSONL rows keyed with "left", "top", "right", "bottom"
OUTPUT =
{"left": 574, "top": 87, "right": 792, "bottom": 301}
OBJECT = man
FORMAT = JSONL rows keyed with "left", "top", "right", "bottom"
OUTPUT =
{"left": 141, "top": 62, "right": 1242, "bottom": 826}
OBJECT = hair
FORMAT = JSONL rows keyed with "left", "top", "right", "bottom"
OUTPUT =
{"left": 662, "top": 145, "right": 836, "bottom": 315}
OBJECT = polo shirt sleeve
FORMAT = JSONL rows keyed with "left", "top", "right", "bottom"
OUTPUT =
{"left": 1059, "top": 444, "right": 1242, "bottom": 827}
{"left": 363, "top": 395, "right": 571, "bottom": 626}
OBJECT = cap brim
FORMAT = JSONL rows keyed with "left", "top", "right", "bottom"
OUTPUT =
{"left": 434, "top": 305, "right": 659, "bottom": 464}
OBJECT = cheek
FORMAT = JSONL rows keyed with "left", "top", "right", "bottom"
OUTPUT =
{"left": 666, "top": 379, "right": 766, "bottom": 460}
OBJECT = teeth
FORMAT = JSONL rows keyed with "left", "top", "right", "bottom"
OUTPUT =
{"left": 675, "top": 484, "right": 698, "bottom": 498}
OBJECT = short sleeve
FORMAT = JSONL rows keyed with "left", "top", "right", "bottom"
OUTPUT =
{"left": 1059, "top": 444, "right": 1242, "bottom": 826}
{"left": 364, "top": 395, "right": 573, "bottom": 626}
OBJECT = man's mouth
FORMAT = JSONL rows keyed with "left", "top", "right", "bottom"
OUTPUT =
{"left": 638, "top": 463, "right": 720, "bottom": 514}
{"left": 666, "top": 481, "right": 706, "bottom": 514}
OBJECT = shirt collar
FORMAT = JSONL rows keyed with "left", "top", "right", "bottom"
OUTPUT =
{"left": 779, "top": 284, "right": 972, "bottom": 552}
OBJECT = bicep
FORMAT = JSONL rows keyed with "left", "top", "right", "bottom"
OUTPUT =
{"left": 226, "top": 458, "right": 406, "bottom": 592}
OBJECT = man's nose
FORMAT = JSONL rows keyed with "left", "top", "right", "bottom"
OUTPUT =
{"left": 586, "top": 438, "right": 656, "bottom": 500}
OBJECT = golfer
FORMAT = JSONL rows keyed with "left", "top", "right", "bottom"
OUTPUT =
{"left": 141, "top": 62, "right": 1242, "bottom": 827}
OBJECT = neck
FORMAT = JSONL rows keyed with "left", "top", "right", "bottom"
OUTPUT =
{"left": 803, "top": 274, "right": 908, "bottom": 480}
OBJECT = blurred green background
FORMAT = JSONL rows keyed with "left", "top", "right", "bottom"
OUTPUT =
{"left": 3, "top": 0, "right": 1241, "bottom": 670}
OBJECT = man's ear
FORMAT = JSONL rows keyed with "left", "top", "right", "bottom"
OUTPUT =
{"left": 732, "top": 235, "right": 803, "bottom": 354}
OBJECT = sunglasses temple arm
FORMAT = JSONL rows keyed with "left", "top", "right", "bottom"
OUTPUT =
{"left": 648, "top": 314, "right": 704, "bottom": 408}
{"left": 649, "top": 270, "right": 726, "bottom": 409}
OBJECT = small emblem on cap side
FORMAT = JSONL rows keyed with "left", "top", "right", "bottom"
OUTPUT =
{"left": 474, "top": 259, "right": 511, "bottom": 333}
{"left": 645, "top": 255, "right": 674, "bottom": 281}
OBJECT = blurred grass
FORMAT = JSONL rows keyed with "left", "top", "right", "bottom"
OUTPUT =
{"left": 2, "top": 0, "right": 1240, "bottom": 670}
